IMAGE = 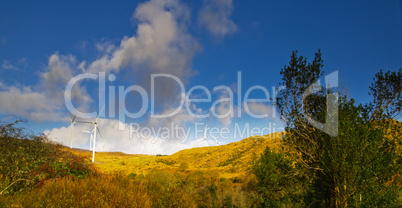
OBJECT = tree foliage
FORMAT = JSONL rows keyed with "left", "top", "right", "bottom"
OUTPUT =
{"left": 365, "top": 69, "right": 402, "bottom": 121}
{"left": 271, "top": 50, "right": 401, "bottom": 207}
{"left": 253, "top": 147, "right": 303, "bottom": 207}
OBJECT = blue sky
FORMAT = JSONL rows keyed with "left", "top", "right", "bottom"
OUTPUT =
{"left": 0, "top": 0, "right": 401, "bottom": 154}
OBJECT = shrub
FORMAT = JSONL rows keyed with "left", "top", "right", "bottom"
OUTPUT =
{"left": 0, "top": 119, "right": 96, "bottom": 194}
{"left": 145, "top": 170, "right": 195, "bottom": 207}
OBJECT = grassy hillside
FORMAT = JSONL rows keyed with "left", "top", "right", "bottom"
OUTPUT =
{"left": 69, "top": 132, "right": 284, "bottom": 179}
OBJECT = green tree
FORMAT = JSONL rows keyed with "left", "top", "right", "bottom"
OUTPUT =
{"left": 253, "top": 147, "right": 301, "bottom": 207}
{"left": 274, "top": 51, "right": 401, "bottom": 207}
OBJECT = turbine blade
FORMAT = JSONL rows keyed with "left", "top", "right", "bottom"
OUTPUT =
{"left": 75, "top": 121, "right": 94, "bottom": 124}
{"left": 213, "top": 136, "right": 218, "bottom": 143}
{"left": 195, "top": 138, "right": 204, "bottom": 142}
{"left": 96, "top": 127, "right": 102, "bottom": 139}
{"left": 72, "top": 114, "right": 77, "bottom": 122}
{"left": 203, "top": 125, "right": 207, "bottom": 139}
{"left": 96, "top": 106, "right": 105, "bottom": 122}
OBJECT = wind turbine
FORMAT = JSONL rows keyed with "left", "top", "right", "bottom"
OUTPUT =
{"left": 82, "top": 129, "right": 94, "bottom": 150}
{"left": 97, "top": 136, "right": 108, "bottom": 152}
{"left": 69, "top": 114, "right": 77, "bottom": 149}
{"left": 78, "top": 106, "right": 105, "bottom": 162}
{"left": 196, "top": 125, "right": 209, "bottom": 147}
{"left": 212, "top": 136, "right": 225, "bottom": 145}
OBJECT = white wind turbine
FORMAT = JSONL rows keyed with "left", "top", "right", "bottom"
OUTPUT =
{"left": 195, "top": 125, "right": 209, "bottom": 147}
{"left": 212, "top": 136, "right": 225, "bottom": 145}
{"left": 79, "top": 106, "right": 105, "bottom": 162}
{"left": 82, "top": 129, "right": 94, "bottom": 150}
{"left": 69, "top": 113, "right": 77, "bottom": 149}
{"left": 98, "top": 141, "right": 106, "bottom": 152}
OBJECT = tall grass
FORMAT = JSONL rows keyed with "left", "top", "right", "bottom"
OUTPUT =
{"left": 1, "top": 173, "right": 149, "bottom": 208}
{"left": 0, "top": 170, "right": 256, "bottom": 208}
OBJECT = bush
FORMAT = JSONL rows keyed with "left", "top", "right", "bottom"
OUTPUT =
{"left": 145, "top": 170, "right": 195, "bottom": 207}
{"left": 0, "top": 119, "right": 96, "bottom": 194}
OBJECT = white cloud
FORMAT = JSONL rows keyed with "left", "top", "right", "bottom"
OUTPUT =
{"left": 1, "top": 59, "right": 28, "bottom": 72}
{"left": 0, "top": 53, "right": 91, "bottom": 122}
{"left": 198, "top": 0, "right": 237, "bottom": 38}
{"left": 2, "top": 60, "right": 20, "bottom": 71}
{"left": 0, "top": 85, "right": 60, "bottom": 121}
{"left": 149, "top": 93, "right": 194, "bottom": 121}
{"left": 41, "top": 53, "right": 91, "bottom": 107}
{"left": 87, "top": 0, "right": 199, "bottom": 105}
{"left": 94, "top": 40, "right": 116, "bottom": 54}
{"left": 243, "top": 101, "right": 274, "bottom": 118}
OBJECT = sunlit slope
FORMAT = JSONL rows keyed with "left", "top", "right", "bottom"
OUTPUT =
{"left": 70, "top": 132, "right": 284, "bottom": 178}
{"left": 66, "top": 148, "right": 147, "bottom": 164}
